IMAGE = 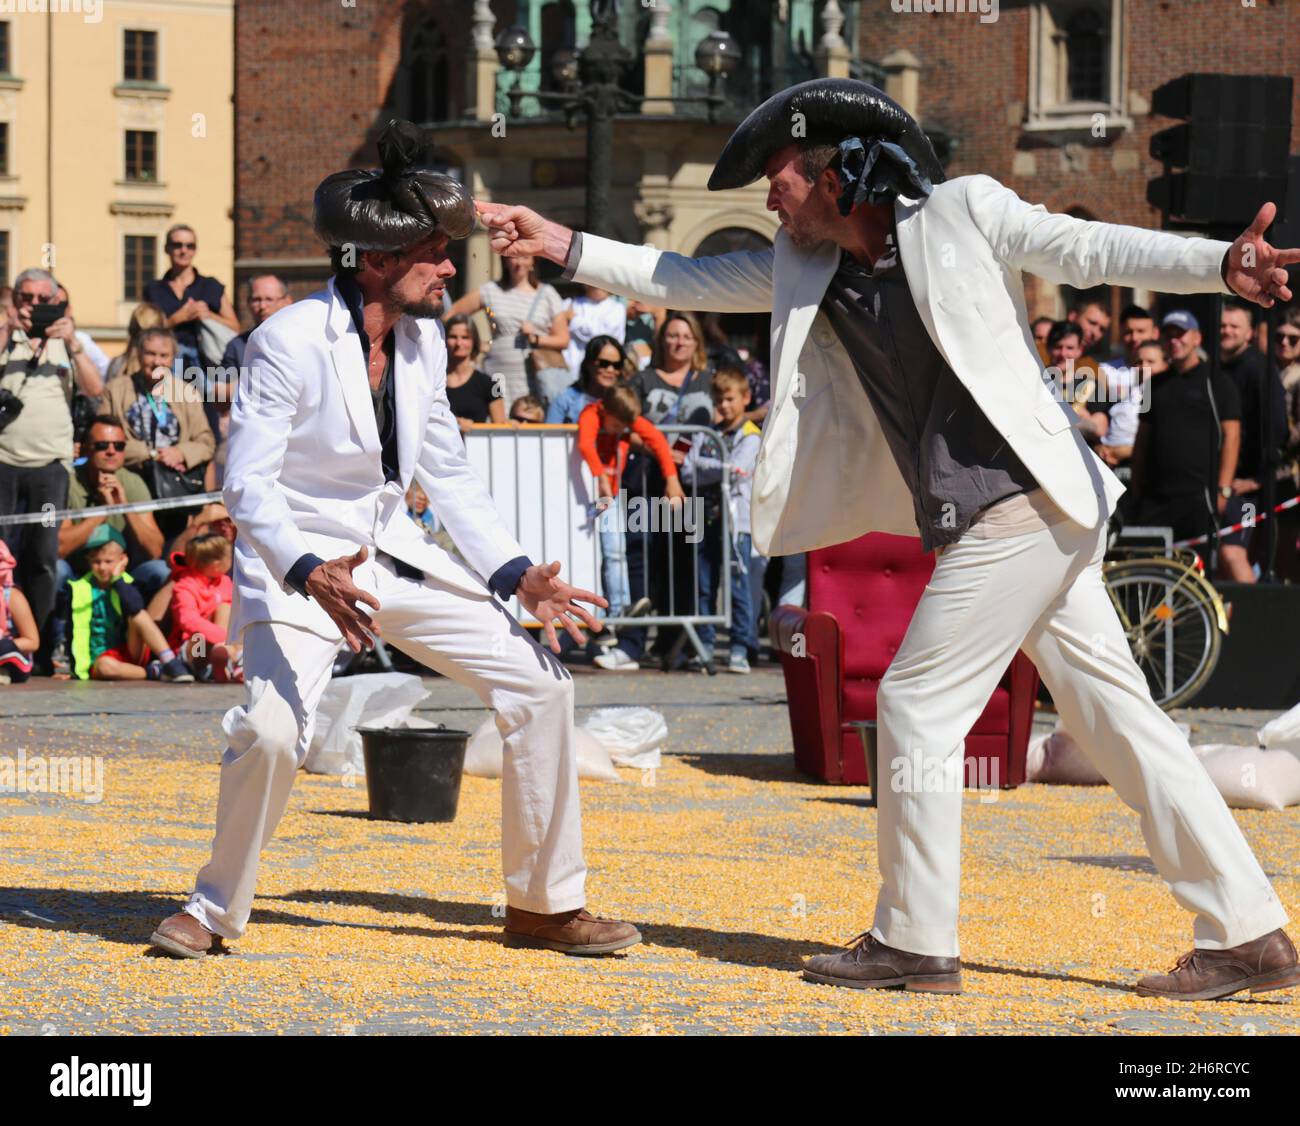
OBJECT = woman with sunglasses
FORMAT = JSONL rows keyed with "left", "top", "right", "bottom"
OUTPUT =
{"left": 143, "top": 224, "right": 240, "bottom": 371}
{"left": 545, "top": 335, "right": 630, "bottom": 424}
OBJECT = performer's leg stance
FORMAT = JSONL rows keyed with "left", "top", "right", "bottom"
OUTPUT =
{"left": 183, "top": 621, "right": 340, "bottom": 940}
{"left": 869, "top": 523, "right": 1084, "bottom": 960}
{"left": 370, "top": 556, "right": 587, "bottom": 916}
{"left": 1020, "top": 525, "right": 1288, "bottom": 950}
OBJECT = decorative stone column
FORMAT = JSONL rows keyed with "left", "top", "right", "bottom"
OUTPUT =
{"left": 642, "top": 0, "right": 674, "bottom": 115}
{"left": 468, "top": 0, "right": 498, "bottom": 121}
{"left": 881, "top": 49, "right": 921, "bottom": 119}
{"left": 814, "top": 0, "right": 850, "bottom": 80}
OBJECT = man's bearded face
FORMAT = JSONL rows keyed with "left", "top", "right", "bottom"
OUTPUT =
{"left": 764, "top": 145, "right": 839, "bottom": 249}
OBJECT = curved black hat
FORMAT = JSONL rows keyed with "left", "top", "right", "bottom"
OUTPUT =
{"left": 313, "top": 119, "right": 474, "bottom": 252}
{"left": 707, "top": 78, "right": 944, "bottom": 191}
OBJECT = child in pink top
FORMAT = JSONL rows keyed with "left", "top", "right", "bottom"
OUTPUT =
{"left": 168, "top": 533, "right": 241, "bottom": 682}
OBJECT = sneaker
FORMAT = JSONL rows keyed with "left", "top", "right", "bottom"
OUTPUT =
{"left": 683, "top": 653, "right": 714, "bottom": 673}
{"left": 50, "top": 641, "right": 70, "bottom": 676}
{"left": 593, "top": 625, "right": 620, "bottom": 650}
{"left": 160, "top": 656, "right": 195, "bottom": 683}
{"left": 626, "top": 597, "right": 653, "bottom": 618}
{"left": 594, "top": 647, "right": 640, "bottom": 672}
{"left": 728, "top": 653, "right": 751, "bottom": 675}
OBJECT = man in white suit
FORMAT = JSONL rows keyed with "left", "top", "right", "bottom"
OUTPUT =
{"left": 479, "top": 80, "right": 1300, "bottom": 1000}
{"left": 149, "top": 121, "right": 640, "bottom": 959}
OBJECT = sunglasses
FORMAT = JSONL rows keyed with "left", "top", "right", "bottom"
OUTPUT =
{"left": 15, "top": 291, "right": 54, "bottom": 305}
{"left": 594, "top": 359, "right": 623, "bottom": 369}
{"left": 1275, "top": 331, "right": 1300, "bottom": 344}
{"left": 168, "top": 241, "right": 196, "bottom": 251}
{"left": 93, "top": 440, "right": 127, "bottom": 452}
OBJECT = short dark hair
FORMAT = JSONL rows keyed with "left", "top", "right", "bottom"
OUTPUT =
{"left": 1120, "top": 303, "right": 1153, "bottom": 324}
{"left": 1223, "top": 299, "right": 1255, "bottom": 324}
{"left": 82, "top": 413, "right": 125, "bottom": 443}
{"left": 1047, "top": 321, "right": 1084, "bottom": 349}
{"left": 1072, "top": 296, "right": 1109, "bottom": 317}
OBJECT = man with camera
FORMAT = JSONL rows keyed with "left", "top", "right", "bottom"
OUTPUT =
{"left": 0, "top": 266, "right": 106, "bottom": 673}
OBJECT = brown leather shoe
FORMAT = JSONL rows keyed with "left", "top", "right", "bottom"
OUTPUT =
{"left": 802, "top": 931, "right": 962, "bottom": 993}
{"left": 1136, "top": 928, "right": 1300, "bottom": 1001}
{"left": 503, "top": 906, "right": 641, "bottom": 955}
{"left": 149, "top": 911, "right": 222, "bottom": 960}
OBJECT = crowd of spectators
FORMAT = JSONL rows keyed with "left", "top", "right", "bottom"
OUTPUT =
{"left": 0, "top": 225, "right": 280, "bottom": 684}
{"left": 3, "top": 230, "right": 1297, "bottom": 687}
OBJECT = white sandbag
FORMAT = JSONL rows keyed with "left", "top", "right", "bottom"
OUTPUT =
{"left": 304, "top": 673, "right": 429, "bottom": 776}
{"left": 1026, "top": 725, "right": 1107, "bottom": 785}
{"left": 581, "top": 706, "right": 666, "bottom": 770}
{"left": 1191, "top": 743, "right": 1300, "bottom": 811}
{"left": 462, "top": 716, "right": 622, "bottom": 782}
{"left": 1026, "top": 721, "right": 1191, "bottom": 786}
{"left": 1258, "top": 700, "right": 1300, "bottom": 753}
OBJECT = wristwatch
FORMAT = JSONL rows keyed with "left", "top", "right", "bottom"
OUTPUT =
{"left": 1219, "top": 485, "right": 1233, "bottom": 499}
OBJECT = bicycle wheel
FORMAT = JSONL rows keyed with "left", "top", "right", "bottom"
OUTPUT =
{"left": 1102, "top": 558, "right": 1223, "bottom": 710}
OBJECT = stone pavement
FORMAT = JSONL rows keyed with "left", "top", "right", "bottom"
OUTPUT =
{"left": 0, "top": 666, "right": 1296, "bottom": 1034}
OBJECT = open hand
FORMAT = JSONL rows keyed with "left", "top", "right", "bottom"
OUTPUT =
{"left": 1225, "top": 203, "right": 1300, "bottom": 308}
{"left": 516, "top": 560, "right": 607, "bottom": 653}
{"left": 305, "top": 546, "right": 382, "bottom": 653}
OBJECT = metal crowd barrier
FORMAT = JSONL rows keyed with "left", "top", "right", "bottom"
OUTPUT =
{"left": 0, "top": 427, "right": 741, "bottom": 666}
{"left": 464, "top": 423, "right": 735, "bottom": 666}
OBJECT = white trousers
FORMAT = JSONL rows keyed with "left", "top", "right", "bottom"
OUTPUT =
{"left": 870, "top": 516, "right": 1288, "bottom": 959}
{"left": 185, "top": 554, "right": 586, "bottom": 939}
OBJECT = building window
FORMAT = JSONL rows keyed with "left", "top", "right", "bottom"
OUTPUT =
{"left": 123, "top": 235, "right": 156, "bottom": 300}
{"left": 0, "top": 23, "right": 10, "bottom": 76}
{"left": 125, "top": 130, "right": 157, "bottom": 182}
{"left": 1026, "top": 0, "right": 1128, "bottom": 135}
{"left": 123, "top": 29, "right": 158, "bottom": 83}
{"left": 0, "top": 122, "right": 8, "bottom": 175}
{"left": 403, "top": 22, "right": 450, "bottom": 123}
{"left": 0, "top": 231, "right": 9, "bottom": 289}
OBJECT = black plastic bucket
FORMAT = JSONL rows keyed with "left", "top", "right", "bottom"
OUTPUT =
{"left": 359, "top": 726, "right": 470, "bottom": 823}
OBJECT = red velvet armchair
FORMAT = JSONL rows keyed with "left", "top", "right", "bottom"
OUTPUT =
{"left": 769, "top": 532, "right": 1038, "bottom": 788}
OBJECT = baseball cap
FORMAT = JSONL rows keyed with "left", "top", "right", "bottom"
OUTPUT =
{"left": 1161, "top": 310, "right": 1199, "bottom": 333}
{"left": 84, "top": 524, "right": 127, "bottom": 552}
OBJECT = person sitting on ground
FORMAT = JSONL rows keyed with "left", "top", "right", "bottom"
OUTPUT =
{"left": 679, "top": 368, "right": 763, "bottom": 674}
{"left": 168, "top": 532, "right": 240, "bottom": 683}
{"left": 66, "top": 525, "right": 193, "bottom": 682}
{"left": 143, "top": 502, "right": 237, "bottom": 625}
{"left": 508, "top": 395, "right": 546, "bottom": 425}
{"left": 0, "top": 538, "right": 38, "bottom": 684}
{"left": 59, "top": 415, "right": 168, "bottom": 589}
{"left": 545, "top": 335, "right": 632, "bottom": 424}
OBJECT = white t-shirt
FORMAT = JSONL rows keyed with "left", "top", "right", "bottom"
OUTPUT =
{"left": 1097, "top": 361, "right": 1145, "bottom": 448}
{"left": 562, "top": 294, "right": 626, "bottom": 376}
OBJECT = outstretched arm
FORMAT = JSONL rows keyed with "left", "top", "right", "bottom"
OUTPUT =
{"left": 476, "top": 199, "right": 775, "bottom": 314}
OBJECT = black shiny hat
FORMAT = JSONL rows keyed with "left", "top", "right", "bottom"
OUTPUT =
{"left": 707, "top": 78, "right": 944, "bottom": 191}
{"left": 313, "top": 119, "right": 474, "bottom": 252}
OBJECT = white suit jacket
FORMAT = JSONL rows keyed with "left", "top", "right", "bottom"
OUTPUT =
{"left": 571, "top": 174, "right": 1235, "bottom": 557}
{"left": 225, "top": 279, "right": 527, "bottom": 640}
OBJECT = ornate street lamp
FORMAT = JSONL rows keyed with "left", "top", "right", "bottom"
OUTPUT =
{"left": 495, "top": 3, "right": 739, "bottom": 236}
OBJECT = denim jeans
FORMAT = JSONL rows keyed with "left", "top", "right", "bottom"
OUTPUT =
{"left": 697, "top": 528, "right": 754, "bottom": 660}
{"left": 595, "top": 502, "right": 629, "bottom": 619}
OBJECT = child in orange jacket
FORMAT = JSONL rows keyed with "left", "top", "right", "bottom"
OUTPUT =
{"left": 577, "top": 384, "right": 685, "bottom": 620}
{"left": 168, "top": 532, "right": 241, "bottom": 682}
